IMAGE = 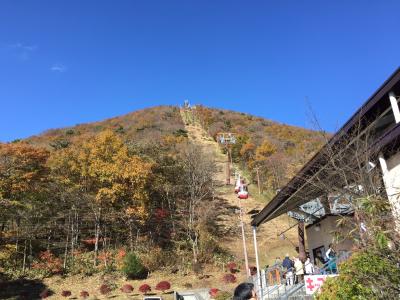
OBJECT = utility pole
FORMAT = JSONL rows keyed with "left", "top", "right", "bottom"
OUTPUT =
{"left": 238, "top": 198, "right": 250, "bottom": 277}
{"left": 217, "top": 132, "right": 236, "bottom": 185}
{"left": 226, "top": 147, "right": 231, "bottom": 185}
{"left": 255, "top": 167, "right": 261, "bottom": 195}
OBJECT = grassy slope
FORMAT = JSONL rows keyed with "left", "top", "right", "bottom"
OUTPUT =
{"left": 182, "top": 110, "right": 299, "bottom": 279}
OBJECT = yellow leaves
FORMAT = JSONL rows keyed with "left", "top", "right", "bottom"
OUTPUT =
{"left": 0, "top": 244, "right": 17, "bottom": 261}
{"left": 162, "top": 134, "right": 186, "bottom": 146}
{"left": 125, "top": 205, "right": 148, "bottom": 225}
{"left": 96, "top": 185, "right": 124, "bottom": 204}
{"left": 49, "top": 130, "right": 153, "bottom": 210}
{"left": 255, "top": 140, "right": 277, "bottom": 162}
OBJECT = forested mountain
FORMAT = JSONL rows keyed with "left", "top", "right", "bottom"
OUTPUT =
{"left": 0, "top": 105, "right": 325, "bottom": 294}
{"left": 193, "top": 106, "right": 326, "bottom": 191}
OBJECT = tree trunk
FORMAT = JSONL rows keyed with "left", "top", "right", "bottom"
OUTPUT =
{"left": 129, "top": 221, "right": 134, "bottom": 252}
{"left": 22, "top": 239, "right": 27, "bottom": 273}
{"left": 93, "top": 208, "right": 101, "bottom": 267}
{"left": 29, "top": 238, "right": 32, "bottom": 268}
{"left": 63, "top": 230, "right": 69, "bottom": 269}
{"left": 14, "top": 222, "right": 19, "bottom": 268}
{"left": 103, "top": 223, "right": 107, "bottom": 268}
{"left": 47, "top": 229, "right": 52, "bottom": 251}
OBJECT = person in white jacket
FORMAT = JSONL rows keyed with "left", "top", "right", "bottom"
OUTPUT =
{"left": 294, "top": 257, "right": 304, "bottom": 283}
{"left": 304, "top": 257, "right": 314, "bottom": 275}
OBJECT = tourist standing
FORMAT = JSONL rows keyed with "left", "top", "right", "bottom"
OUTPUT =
{"left": 294, "top": 257, "right": 304, "bottom": 283}
{"left": 304, "top": 257, "right": 314, "bottom": 275}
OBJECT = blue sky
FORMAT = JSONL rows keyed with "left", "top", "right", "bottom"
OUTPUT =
{"left": 0, "top": 1, "right": 399, "bottom": 142}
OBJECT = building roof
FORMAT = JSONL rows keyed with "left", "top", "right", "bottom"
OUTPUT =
{"left": 252, "top": 67, "right": 400, "bottom": 227}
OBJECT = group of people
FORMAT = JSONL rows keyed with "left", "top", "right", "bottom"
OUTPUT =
{"left": 273, "top": 244, "right": 337, "bottom": 285}
{"left": 279, "top": 254, "right": 312, "bottom": 285}
{"left": 231, "top": 245, "right": 338, "bottom": 300}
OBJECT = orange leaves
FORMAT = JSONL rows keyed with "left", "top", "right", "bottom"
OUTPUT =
{"left": 31, "top": 250, "right": 63, "bottom": 275}
{"left": 0, "top": 143, "right": 49, "bottom": 197}
{"left": 255, "top": 140, "right": 277, "bottom": 162}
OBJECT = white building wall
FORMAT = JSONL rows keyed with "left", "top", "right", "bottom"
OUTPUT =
{"left": 382, "top": 150, "right": 400, "bottom": 233}
{"left": 306, "top": 215, "right": 353, "bottom": 264}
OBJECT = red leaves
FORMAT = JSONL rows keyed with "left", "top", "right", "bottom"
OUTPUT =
{"left": 154, "top": 208, "right": 169, "bottom": 219}
{"left": 80, "top": 291, "right": 89, "bottom": 298}
{"left": 117, "top": 248, "right": 126, "bottom": 259}
{"left": 61, "top": 290, "right": 71, "bottom": 297}
{"left": 227, "top": 262, "right": 237, "bottom": 273}
{"left": 120, "top": 284, "right": 134, "bottom": 293}
{"left": 222, "top": 273, "right": 237, "bottom": 283}
{"left": 209, "top": 288, "right": 220, "bottom": 297}
{"left": 99, "top": 284, "right": 111, "bottom": 295}
{"left": 32, "top": 250, "right": 62, "bottom": 275}
{"left": 155, "top": 281, "right": 171, "bottom": 292}
{"left": 139, "top": 283, "right": 151, "bottom": 294}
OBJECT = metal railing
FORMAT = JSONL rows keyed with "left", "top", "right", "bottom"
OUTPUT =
{"left": 250, "top": 258, "right": 339, "bottom": 299}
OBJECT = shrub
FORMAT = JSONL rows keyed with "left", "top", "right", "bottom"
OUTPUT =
{"left": 139, "top": 247, "right": 170, "bottom": 272}
{"left": 61, "top": 290, "right": 71, "bottom": 297}
{"left": 99, "top": 284, "right": 111, "bottom": 295}
{"left": 80, "top": 291, "right": 89, "bottom": 298}
{"left": 139, "top": 284, "right": 151, "bottom": 294}
{"left": 155, "top": 281, "right": 171, "bottom": 293}
{"left": 67, "top": 250, "right": 96, "bottom": 276}
{"left": 222, "top": 273, "right": 236, "bottom": 283}
{"left": 120, "top": 284, "right": 134, "bottom": 293}
{"left": 121, "top": 252, "right": 147, "bottom": 279}
{"left": 31, "top": 250, "right": 63, "bottom": 277}
{"left": 226, "top": 262, "right": 237, "bottom": 273}
{"left": 209, "top": 288, "right": 219, "bottom": 298}
{"left": 317, "top": 250, "right": 400, "bottom": 299}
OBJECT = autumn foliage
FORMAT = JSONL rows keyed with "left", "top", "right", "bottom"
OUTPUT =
{"left": 155, "top": 281, "right": 171, "bottom": 292}
{"left": 61, "top": 290, "right": 71, "bottom": 297}
{"left": 120, "top": 284, "right": 134, "bottom": 293}
{"left": 195, "top": 106, "right": 325, "bottom": 191}
{"left": 31, "top": 251, "right": 63, "bottom": 275}
{"left": 226, "top": 262, "right": 237, "bottom": 273}
{"left": 209, "top": 288, "right": 220, "bottom": 298}
{"left": 80, "top": 291, "right": 90, "bottom": 298}
{"left": 99, "top": 284, "right": 111, "bottom": 295}
{"left": 139, "top": 284, "right": 151, "bottom": 294}
{"left": 0, "top": 105, "right": 324, "bottom": 280}
{"left": 222, "top": 273, "right": 237, "bottom": 283}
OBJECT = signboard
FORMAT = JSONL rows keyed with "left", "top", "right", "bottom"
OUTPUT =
{"left": 304, "top": 274, "right": 338, "bottom": 295}
{"left": 287, "top": 211, "right": 305, "bottom": 221}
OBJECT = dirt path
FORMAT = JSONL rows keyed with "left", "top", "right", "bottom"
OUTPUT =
{"left": 181, "top": 109, "right": 299, "bottom": 275}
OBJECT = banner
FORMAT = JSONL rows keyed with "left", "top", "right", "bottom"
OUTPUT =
{"left": 304, "top": 274, "right": 338, "bottom": 295}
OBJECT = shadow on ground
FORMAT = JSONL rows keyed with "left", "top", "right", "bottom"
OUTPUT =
{"left": 0, "top": 273, "right": 52, "bottom": 300}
